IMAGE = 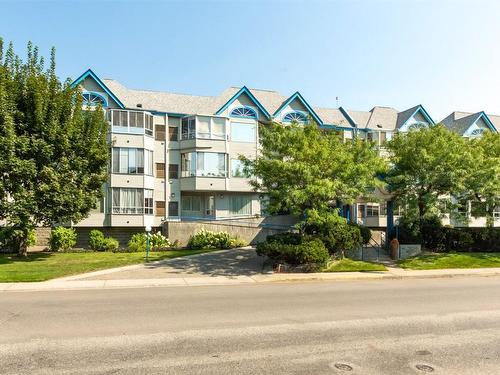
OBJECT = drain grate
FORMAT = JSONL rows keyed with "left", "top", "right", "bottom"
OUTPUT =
{"left": 334, "top": 363, "right": 353, "bottom": 371}
{"left": 415, "top": 364, "right": 434, "bottom": 372}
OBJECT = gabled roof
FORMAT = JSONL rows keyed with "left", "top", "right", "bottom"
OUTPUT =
{"left": 314, "top": 107, "right": 351, "bottom": 127}
{"left": 71, "top": 69, "right": 125, "bottom": 109}
{"left": 396, "top": 105, "right": 435, "bottom": 129}
{"left": 272, "top": 92, "right": 323, "bottom": 125}
{"left": 215, "top": 86, "right": 271, "bottom": 119}
{"left": 441, "top": 111, "right": 497, "bottom": 135}
{"left": 103, "top": 79, "right": 216, "bottom": 114}
{"left": 366, "top": 106, "right": 399, "bottom": 130}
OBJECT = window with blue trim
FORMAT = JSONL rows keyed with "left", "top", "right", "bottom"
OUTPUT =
{"left": 470, "top": 128, "right": 485, "bottom": 136}
{"left": 82, "top": 92, "right": 107, "bottom": 107}
{"left": 230, "top": 106, "right": 257, "bottom": 119}
{"left": 283, "top": 111, "right": 307, "bottom": 123}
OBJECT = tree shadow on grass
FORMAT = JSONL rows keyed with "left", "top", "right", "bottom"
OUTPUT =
{"left": 0, "top": 252, "right": 53, "bottom": 265}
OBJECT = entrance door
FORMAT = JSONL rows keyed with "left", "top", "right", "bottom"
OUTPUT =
{"left": 205, "top": 195, "right": 215, "bottom": 219}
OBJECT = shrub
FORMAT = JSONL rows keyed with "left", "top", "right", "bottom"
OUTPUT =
{"left": 102, "top": 237, "right": 119, "bottom": 251}
{"left": 149, "top": 232, "right": 171, "bottom": 249}
{"left": 128, "top": 233, "right": 147, "bottom": 252}
{"left": 256, "top": 237, "right": 329, "bottom": 270}
{"left": 187, "top": 228, "right": 246, "bottom": 250}
{"left": 303, "top": 210, "right": 362, "bottom": 255}
{"left": 265, "top": 232, "right": 302, "bottom": 245}
{"left": 0, "top": 227, "right": 37, "bottom": 252}
{"left": 88, "top": 229, "right": 105, "bottom": 251}
{"left": 49, "top": 227, "right": 77, "bottom": 252}
{"left": 357, "top": 225, "right": 372, "bottom": 245}
{"left": 127, "top": 232, "right": 172, "bottom": 252}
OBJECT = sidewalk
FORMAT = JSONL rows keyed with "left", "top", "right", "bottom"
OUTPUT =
{"left": 2, "top": 264, "right": 500, "bottom": 292}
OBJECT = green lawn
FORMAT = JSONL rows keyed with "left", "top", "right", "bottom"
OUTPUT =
{"left": 323, "top": 258, "right": 387, "bottom": 272}
{"left": 0, "top": 249, "right": 217, "bottom": 282}
{"left": 398, "top": 252, "right": 500, "bottom": 270}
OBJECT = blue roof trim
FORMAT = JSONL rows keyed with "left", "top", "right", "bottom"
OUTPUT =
{"left": 215, "top": 86, "right": 271, "bottom": 119}
{"left": 338, "top": 106, "right": 357, "bottom": 128}
{"left": 71, "top": 69, "right": 125, "bottom": 109}
{"left": 320, "top": 124, "right": 368, "bottom": 132}
{"left": 400, "top": 105, "right": 435, "bottom": 129}
{"left": 471, "top": 111, "right": 497, "bottom": 133}
{"left": 273, "top": 92, "right": 323, "bottom": 125}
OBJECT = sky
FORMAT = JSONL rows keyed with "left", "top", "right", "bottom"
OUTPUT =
{"left": 1, "top": 0, "right": 500, "bottom": 120}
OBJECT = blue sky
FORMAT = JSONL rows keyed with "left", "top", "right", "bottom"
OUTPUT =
{"left": 2, "top": 0, "right": 500, "bottom": 120}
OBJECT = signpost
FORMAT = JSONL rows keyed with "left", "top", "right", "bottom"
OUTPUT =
{"left": 145, "top": 225, "right": 152, "bottom": 262}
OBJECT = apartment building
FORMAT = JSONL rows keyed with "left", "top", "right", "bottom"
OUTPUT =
{"left": 71, "top": 69, "right": 499, "bottom": 240}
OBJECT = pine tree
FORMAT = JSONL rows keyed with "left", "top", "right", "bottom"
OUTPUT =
{"left": 0, "top": 39, "right": 109, "bottom": 256}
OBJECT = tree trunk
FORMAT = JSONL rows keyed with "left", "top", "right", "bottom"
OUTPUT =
{"left": 418, "top": 199, "right": 425, "bottom": 234}
{"left": 17, "top": 230, "right": 29, "bottom": 258}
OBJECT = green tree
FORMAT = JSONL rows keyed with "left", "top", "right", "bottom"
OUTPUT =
{"left": 0, "top": 39, "right": 109, "bottom": 256}
{"left": 466, "top": 132, "right": 500, "bottom": 227}
{"left": 385, "top": 125, "right": 472, "bottom": 231}
{"left": 241, "top": 121, "right": 386, "bottom": 220}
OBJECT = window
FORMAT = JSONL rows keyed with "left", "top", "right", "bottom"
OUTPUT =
{"left": 181, "top": 117, "right": 196, "bottom": 139}
{"left": 112, "top": 148, "right": 153, "bottom": 175}
{"left": 168, "top": 201, "right": 179, "bottom": 217}
{"left": 494, "top": 206, "right": 500, "bottom": 219}
{"left": 169, "top": 164, "right": 179, "bottom": 179}
{"left": 357, "top": 204, "right": 365, "bottom": 218}
{"left": 180, "top": 116, "right": 226, "bottom": 140}
{"left": 408, "top": 122, "right": 427, "bottom": 131}
{"left": 380, "top": 131, "right": 387, "bottom": 144}
{"left": 155, "top": 125, "right": 166, "bottom": 141}
{"left": 109, "top": 109, "right": 154, "bottom": 136}
{"left": 110, "top": 188, "right": 153, "bottom": 215}
{"left": 470, "top": 128, "right": 485, "bottom": 136}
{"left": 230, "top": 106, "right": 257, "bottom": 119}
{"left": 231, "top": 159, "right": 246, "bottom": 178}
{"left": 156, "top": 163, "right": 165, "bottom": 178}
{"left": 169, "top": 126, "right": 179, "bottom": 141}
{"left": 457, "top": 199, "right": 469, "bottom": 216}
{"left": 283, "top": 111, "right": 307, "bottom": 123}
{"left": 145, "top": 114, "right": 154, "bottom": 136}
{"left": 82, "top": 92, "right": 107, "bottom": 107}
{"left": 181, "top": 152, "right": 227, "bottom": 177}
{"left": 156, "top": 201, "right": 165, "bottom": 217}
{"left": 182, "top": 196, "right": 202, "bottom": 212}
{"left": 366, "top": 204, "right": 379, "bottom": 217}
{"left": 144, "top": 190, "right": 153, "bottom": 214}
{"left": 230, "top": 195, "right": 252, "bottom": 215}
{"left": 231, "top": 121, "right": 256, "bottom": 142}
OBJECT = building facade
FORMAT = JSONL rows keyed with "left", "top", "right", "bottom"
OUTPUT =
{"left": 72, "top": 69, "right": 500, "bottom": 241}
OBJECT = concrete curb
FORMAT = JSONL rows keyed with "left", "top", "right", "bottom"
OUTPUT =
{"left": 2, "top": 267, "right": 500, "bottom": 292}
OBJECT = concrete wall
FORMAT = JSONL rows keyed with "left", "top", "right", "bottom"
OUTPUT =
{"left": 165, "top": 215, "right": 297, "bottom": 246}
{"left": 34, "top": 227, "right": 51, "bottom": 247}
{"left": 74, "top": 226, "right": 161, "bottom": 248}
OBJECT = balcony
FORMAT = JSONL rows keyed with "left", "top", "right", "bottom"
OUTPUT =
{"left": 108, "top": 109, "right": 154, "bottom": 136}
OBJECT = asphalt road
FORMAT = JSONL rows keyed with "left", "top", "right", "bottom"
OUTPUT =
{"left": 1, "top": 277, "right": 500, "bottom": 374}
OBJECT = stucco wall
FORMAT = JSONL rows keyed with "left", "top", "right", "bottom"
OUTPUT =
{"left": 165, "top": 215, "right": 297, "bottom": 246}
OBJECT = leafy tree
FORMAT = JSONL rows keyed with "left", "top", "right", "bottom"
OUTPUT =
{"left": 0, "top": 39, "right": 109, "bottom": 256}
{"left": 385, "top": 125, "right": 472, "bottom": 232}
{"left": 466, "top": 132, "right": 500, "bottom": 227}
{"left": 241, "top": 121, "right": 386, "bottom": 220}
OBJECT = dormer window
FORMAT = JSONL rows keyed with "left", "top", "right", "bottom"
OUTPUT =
{"left": 470, "top": 128, "right": 485, "bottom": 136}
{"left": 407, "top": 122, "right": 427, "bottom": 131}
{"left": 230, "top": 106, "right": 257, "bottom": 119}
{"left": 82, "top": 91, "right": 107, "bottom": 107}
{"left": 283, "top": 111, "right": 307, "bottom": 123}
